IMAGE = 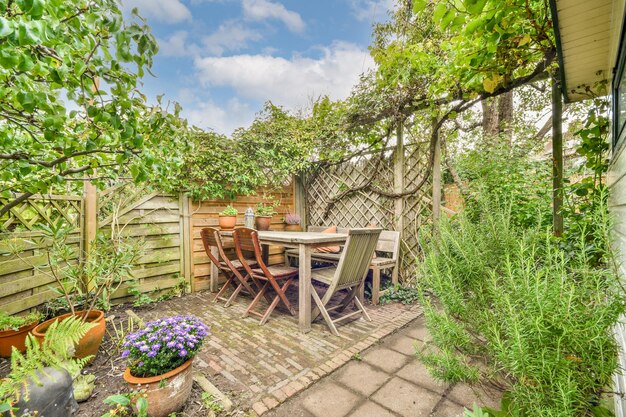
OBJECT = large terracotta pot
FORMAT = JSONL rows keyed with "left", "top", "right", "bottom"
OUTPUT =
{"left": 123, "top": 359, "right": 194, "bottom": 417}
{"left": 33, "top": 310, "right": 105, "bottom": 360}
{"left": 285, "top": 224, "right": 302, "bottom": 232}
{"left": 0, "top": 321, "right": 39, "bottom": 358}
{"left": 255, "top": 216, "right": 272, "bottom": 231}
{"left": 218, "top": 215, "right": 237, "bottom": 230}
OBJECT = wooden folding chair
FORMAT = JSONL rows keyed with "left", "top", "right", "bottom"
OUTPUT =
{"left": 309, "top": 228, "right": 382, "bottom": 336}
{"left": 233, "top": 227, "right": 298, "bottom": 325}
{"left": 200, "top": 227, "right": 258, "bottom": 307}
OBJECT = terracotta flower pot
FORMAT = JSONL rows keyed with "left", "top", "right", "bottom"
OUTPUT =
{"left": 285, "top": 224, "right": 302, "bottom": 232}
{"left": 0, "top": 320, "right": 39, "bottom": 358}
{"left": 255, "top": 216, "right": 272, "bottom": 231}
{"left": 33, "top": 310, "right": 105, "bottom": 360}
{"left": 218, "top": 215, "right": 237, "bottom": 230}
{"left": 123, "top": 359, "right": 194, "bottom": 417}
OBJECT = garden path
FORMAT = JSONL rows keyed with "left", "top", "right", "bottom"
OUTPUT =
{"left": 263, "top": 316, "right": 502, "bottom": 417}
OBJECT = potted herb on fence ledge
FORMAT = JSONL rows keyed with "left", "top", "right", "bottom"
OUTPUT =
{"left": 121, "top": 315, "right": 209, "bottom": 417}
{"left": 255, "top": 202, "right": 277, "bottom": 231}
{"left": 284, "top": 213, "right": 302, "bottom": 231}
{"left": 25, "top": 222, "right": 142, "bottom": 361}
{"left": 218, "top": 205, "right": 238, "bottom": 230}
{"left": 0, "top": 310, "right": 43, "bottom": 357}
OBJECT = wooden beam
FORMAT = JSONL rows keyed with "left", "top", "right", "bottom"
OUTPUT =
{"left": 432, "top": 118, "right": 442, "bottom": 225}
{"left": 552, "top": 74, "right": 564, "bottom": 237}
{"left": 393, "top": 123, "right": 404, "bottom": 232}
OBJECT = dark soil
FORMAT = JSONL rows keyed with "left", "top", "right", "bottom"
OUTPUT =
{"left": 0, "top": 301, "right": 245, "bottom": 417}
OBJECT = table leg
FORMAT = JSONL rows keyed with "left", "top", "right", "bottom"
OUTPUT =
{"left": 262, "top": 244, "right": 270, "bottom": 265}
{"left": 210, "top": 247, "right": 219, "bottom": 292}
{"left": 298, "top": 244, "right": 312, "bottom": 332}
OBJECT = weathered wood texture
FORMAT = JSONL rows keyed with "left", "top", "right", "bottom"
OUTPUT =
{"left": 0, "top": 183, "right": 296, "bottom": 314}
{"left": 98, "top": 185, "right": 187, "bottom": 302}
{"left": 190, "top": 185, "right": 295, "bottom": 291}
{"left": 305, "top": 142, "right": 433, "bottom": 280}
{"left": 0, "top": 194, "right": 83, "bottom": 314}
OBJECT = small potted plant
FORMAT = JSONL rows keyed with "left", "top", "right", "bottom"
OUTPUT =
{"left": 255, "top": 202, "right": 276, "bottom": 231}
{"left": 29, "top": 222, "right": 142, "bottom": 361}
{"left": 121, "top": 315, "right": 209, "bottom": 417}
{"left": 218, "top": 205, "right": 238, "bottom": 230}
{"left": 0, "top": 310, "right": 43, "bottom": 357}
{"left": 284, "top": 213, "right": 302, "bottom": 232}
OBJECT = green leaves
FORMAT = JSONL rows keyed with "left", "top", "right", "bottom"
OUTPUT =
{"left": 0, "top": 0, "right": 190, "bottom": 211}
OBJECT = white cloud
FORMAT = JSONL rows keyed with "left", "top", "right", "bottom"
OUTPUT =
{"left": 203, "top": 20, "right": 263, "bottom": 55}
{"left": 185, "top": 96, "right": 255, "bottom": 135}
{"left": 158, "top": 31, "right": 199, "bottom": 57}
{"left": 349, "top": 0, "right": 394, "bottom": 22}
{"left": 122, "top": 0, "right": 192, "bottom": 24}
{"left": 242, "top": 0, "right": 305, "bottom": 33}
{"left": 157, "top": 21, "right": 261, "bottom": 57}
{"left": 193, "top": 41, "right": 374, "bottom": 109}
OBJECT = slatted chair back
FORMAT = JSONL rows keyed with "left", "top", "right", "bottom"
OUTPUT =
{"left": 376, "top": 230, "right": 400, "bottom": 260}
{"left": 200, "top": 227, "right": 226, "bottom": 268}
{"left": 330, "top": 228, "right": 381, "bottom": 292}
{"left": 232, "top": 227, "right": 266, "bottom": 274}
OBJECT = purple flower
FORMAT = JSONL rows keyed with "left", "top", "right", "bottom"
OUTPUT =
{"left": 121, "top": 350, "right": 130, "bottom": 358}
{"left": 179, "top": 349, "right": 187, "bottom": 357}
{"left": 167, "top": 341, "right": 176, "bottom": 348}
{"left": 147, "top": 351, "right": 157, "bottom": 357}
{"left": 139, "top": 345, "right": 149, "bottom": 352}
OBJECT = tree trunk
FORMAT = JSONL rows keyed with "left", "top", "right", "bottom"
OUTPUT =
{"left": 497, "top": 91, "right": 514, "bottom": 143}
{"left": 481, "top": 98, "right": 499, "bottom": 136}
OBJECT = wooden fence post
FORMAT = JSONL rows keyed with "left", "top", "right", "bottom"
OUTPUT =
{"left": 432, "top": 118, "right": 442, "bottom": 226}
{"left": 83, "top": 182, "right": 97, "bottom": 291}
{"left": 552, "top": 75, "right": 564, "bottom": 237}
{"left": 180, "top": 194, "right": 193, "bottom": 292}
{"left": 394, "top": 123, "right": 405, "bottom": 233}
{"left": 294, "top": 175, "right": 307, "bottom": 228}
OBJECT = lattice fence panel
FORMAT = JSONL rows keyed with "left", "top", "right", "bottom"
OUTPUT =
{"left": 306, "top": 152, "right": 395, "bottom": 229}
{"left": 401, "top": 143, "right": 433, "bottom": 278}
{"left": 0, "top": 194, "right": 82, "bottom": 314}
{"left": 305, "top": 142, "right": 433, "bottom": 280}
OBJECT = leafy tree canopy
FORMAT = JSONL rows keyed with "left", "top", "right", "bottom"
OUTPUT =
{"left": 0, "top": 0, "right": 190, "bottom": 215}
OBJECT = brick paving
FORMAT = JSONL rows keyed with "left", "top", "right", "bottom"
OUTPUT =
{"left": 136, "top": 281, "right": 422, "bottom": 414}
{"left": 264, "top": 317, "right": 502, "bottom": 417}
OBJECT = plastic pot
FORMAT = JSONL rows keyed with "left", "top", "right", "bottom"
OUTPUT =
{"left": 12, "top": 367, "right": 78, "bottom": 417}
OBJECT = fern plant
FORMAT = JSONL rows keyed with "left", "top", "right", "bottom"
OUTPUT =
{"left": 0, "top": 315, "right": 95, "bottom": 407}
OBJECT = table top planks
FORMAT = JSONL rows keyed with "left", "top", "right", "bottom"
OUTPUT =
{"left": 220, "top": 230, "right": 348, "bottom": 245}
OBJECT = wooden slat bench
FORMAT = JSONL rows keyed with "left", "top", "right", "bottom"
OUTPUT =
{"left": 285, "top": 226, "right": 400, "bottom": 304}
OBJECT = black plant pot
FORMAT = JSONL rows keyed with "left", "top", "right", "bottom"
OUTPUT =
{"left": 9, "top": 367, "right": 78, "bottom": 417}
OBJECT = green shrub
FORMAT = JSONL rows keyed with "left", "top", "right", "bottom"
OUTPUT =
{"left": 416, "top": 197, "right": 625, "bottom": 416}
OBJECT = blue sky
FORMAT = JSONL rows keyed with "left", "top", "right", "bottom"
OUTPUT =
{"left": 121, "top": 0, "right": 393, "bottom": 134}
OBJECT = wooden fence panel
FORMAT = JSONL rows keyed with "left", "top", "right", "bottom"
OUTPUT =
{"left": 0, "top": 195, "right": 82, "bottom": 314}
{"left": 190, "top": 185, "right": 295, "bottom": 291}
{"left": 98, "top": 187, "right": 187, "bottom": 302}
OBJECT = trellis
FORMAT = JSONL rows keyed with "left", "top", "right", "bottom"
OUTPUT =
{"left": 0, "top": 194, "right": 83, "bottom": 314}
{"left": 304, "top": 135, "right": 435, "bottom": 280}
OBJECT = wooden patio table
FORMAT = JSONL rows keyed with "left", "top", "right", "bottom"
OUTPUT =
{"left": 215, "top": 230, "right": 348, "bottom": 332}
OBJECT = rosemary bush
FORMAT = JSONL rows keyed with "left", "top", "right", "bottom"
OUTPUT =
{"left": 417, "top": 196, "right": 626, "bottom": 416}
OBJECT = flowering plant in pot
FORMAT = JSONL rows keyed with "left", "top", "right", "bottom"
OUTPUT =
{"left": 121, "top": 315, "right": 209, "bottom": 417}
{"left": 284, "top": 213, "right": 301, "bottom": 232}
{"left": 0, "top": 310, "right": 43, "bottom": 358}
{"left": 255, "top": 202, "right": 277, "bottom": 231}
{"left": 218, "top": 205, "right": 238, "bottom": 230}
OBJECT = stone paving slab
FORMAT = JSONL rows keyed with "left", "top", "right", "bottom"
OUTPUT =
{"left": 264, "top": 316, "right": 502, "bottom": 417}
{"left": 136, "top": 282, "right": 422, "bottom": 414}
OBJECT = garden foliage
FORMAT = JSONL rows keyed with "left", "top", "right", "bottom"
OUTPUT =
{"left": 417, "top": 122, "right": 623, "bottom": 415}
